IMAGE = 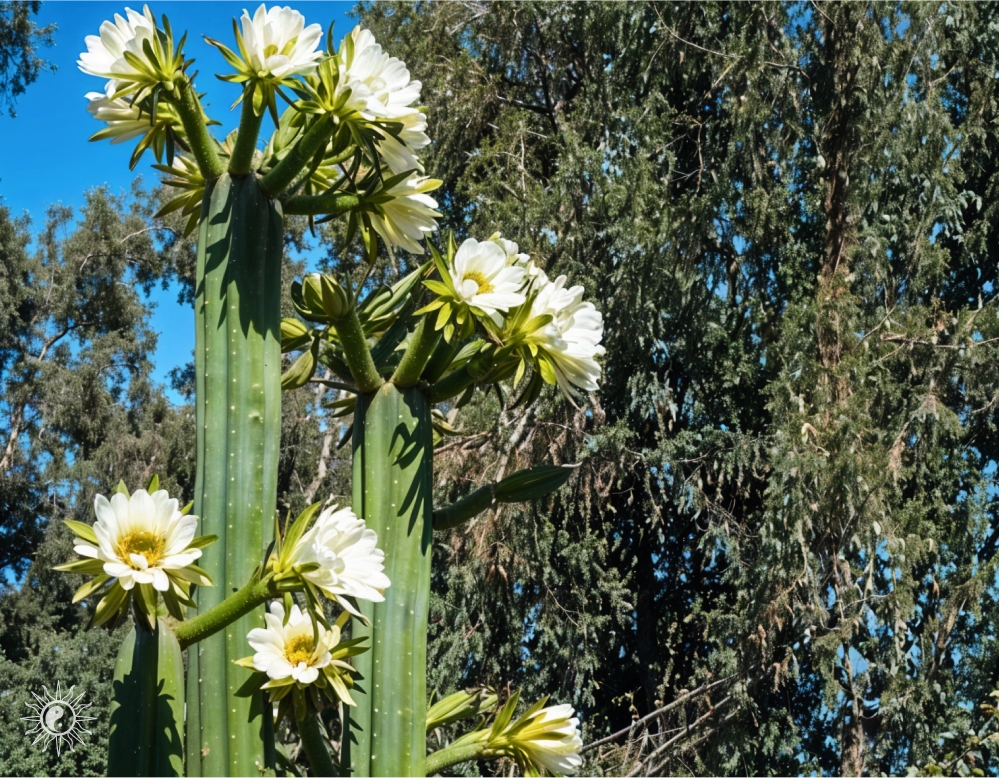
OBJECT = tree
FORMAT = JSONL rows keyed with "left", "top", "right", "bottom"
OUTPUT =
{"left": 353, "top": 2, "right": 999, "bottom": 774}
{"left": 0, "top": 1, "right": 54, "bottom": 117}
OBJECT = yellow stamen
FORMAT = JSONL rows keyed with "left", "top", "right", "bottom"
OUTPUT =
{"left": 462, "top": 270, "right": 494, "bottom": 295}
{"left": 117, "top": 532, "right": 166, "bottom": 567}
{"left": 285, "top": 634, "right": 315, "bottom": 666}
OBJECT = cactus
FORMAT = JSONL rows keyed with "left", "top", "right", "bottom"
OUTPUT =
{"left": 186, "top": 173, "right": 283, "bottom": 776}
{"left": 344, "top": 384, "right": 434, "bottom": 777}
{"left": 65, "top": 10, "right": 596, "bottom": 778}
{"left": 108, "top": 621, "right": 185, "bottom": 777}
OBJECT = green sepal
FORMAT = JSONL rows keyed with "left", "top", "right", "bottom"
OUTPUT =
{"left": 186, "top": 534, "right": 218, "bottom": 550}
{"left": 72, "top": 574, "right": 111, "bottom": 603}
{"left": 63, "top": 519, "right": 99, "bottom": 544}
{"left": 54, "top": 557, "right": 107, "bottom": 575}
{"left": 536, "top": 352, "right": 558, "bottom": 385}
{"left": 135, "top": 583, "right": 159, "bottom": 630}
{"left": 147, "top": 474, "right": 160, "bottom": 493}
{"left": 113, "top": 480, "right": 130, "bottom": 498}
{"left": 171, "top": 564, "right": 214, "bottom": 586}
{"left": 491, "top": 690, "right": 521, "bottom": 735}
{"left": 281, "top": 338, "right": 319, "bottom": 390}
{"left": 281, "top": 317, "right": 313, "bottom": 353}
{"left": 91, "top": 582, "right": 129, "bottom": 628}
{"left": 278, "top": 501, "right": 322, "bottom": 569}
{"left": 161, "top": 583, "right": 187, "bottom": 620}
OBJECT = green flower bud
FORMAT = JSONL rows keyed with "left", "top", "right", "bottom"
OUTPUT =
{"left": 427, "top": 687, "right": 499, "bottom": 730}
{"left": 320, "top": 274, "right": 351, "bottom": 321}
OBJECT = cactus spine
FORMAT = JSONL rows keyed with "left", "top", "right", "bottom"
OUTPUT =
{"left": 186, "top": 173, "right": 283, "bottom": 776}
{"left": 346, "top": 383, "right": 434, "bottom": 777}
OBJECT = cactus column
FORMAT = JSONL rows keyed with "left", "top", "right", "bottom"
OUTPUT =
{"left": 345, "top": 383, "right": 434, "bottom": 777}
{"left": 186, "top": 173, "right": 283, "bottom": 776}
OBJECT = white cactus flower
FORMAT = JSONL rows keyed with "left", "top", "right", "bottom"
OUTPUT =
{"left": 488, "top": 233, "right": 532, "bottom": 268}
{"left": 512, "top": 703, "right": 584, "bottom": 776}
{"left": 374, "top": 110, "right": 432, "bottom": 175}
{"left": 447, "top": 238, "right": 527, "bottom": 325}
{"left": 85, "top": 81, "right": 152, "bottom": 143}
{"left": 74, "top": 488, "right": 205, "bottom": 592}
{"left": 367, "top": 172, "right": 442, "bottom": 255}
{"left": 284, "top": 504, "right": 391, "bottom": 616}
{"left": 336, "top": 26, "right": 423, "bottom": 121}
{"left": 78, "top": 5, "right": 158, "bottom": 82}
{"left": 246, "top": 601, "right": 336, "bottom": 686}
{"left": 529, "top": 274, "right": 605, "bottom": 399}
{"left": 237, "top": 4, "right": 323, "bottom": 81}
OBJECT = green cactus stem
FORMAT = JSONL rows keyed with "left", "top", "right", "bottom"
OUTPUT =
{"left": 170, "top": 80, "right": 225, "bottom": 181}
{"left": 424, "top": 742, "right": 488, "bottom": 776}
{"left": 299, "top": 709, "right": 339, "bottom": 777}
{"left": 173, "top": 573, "right": 277, "bottom": 650}
{"left": 331, "top": 306, "right": 384, "bottom": 393}
{"left": 107, "top": 620, "right": 185, "bottom": 777}
{"left": 260, "top": 117, "right": 335, "bottom": 197}
{"left": 186, "top": 172, "right": 282, "bottom": 776}
{"left": 392, "top": 317, "right": 442, "bottom": 388}
{"left": 344, "top": 383, "right": 434, "bottom": 777}
{"left": 228, "top": 93, "right": 264, "bottom": 176}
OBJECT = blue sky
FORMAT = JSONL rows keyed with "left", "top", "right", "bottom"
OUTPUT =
{"left": 1, "top": 1, "right": 355, "bottom": 401}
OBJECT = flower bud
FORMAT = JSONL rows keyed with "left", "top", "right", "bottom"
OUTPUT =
{"left": 320, "top": 275, "right": 351, "bottom": 321}
{"left": 281, "top": 318, "right": 311, "bottom": 353}
{"left": 427, "top": 687, "right": 499, "bottom": 730}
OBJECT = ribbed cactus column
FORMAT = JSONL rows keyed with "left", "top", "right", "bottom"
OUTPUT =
{"left": 186, "top": 173, "right": 282, "bottom": 776}
{"left": 107, "top": 621, "right": 185, "bottom": 777}
{"left": 345, "top": 384, "right": 434, "bottom": 777}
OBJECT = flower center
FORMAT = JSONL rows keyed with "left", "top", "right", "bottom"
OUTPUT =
{"left": 284, "top": 634, "right": 315, "bottom": 666}
{"left": 263, "top": 43, "right": 279, "bottom": 58}
{"left": 461, "top": 270, "right": 494, "bottom": 296}
{"left": 117, "top": 532, "right": 165, "bottom": 567}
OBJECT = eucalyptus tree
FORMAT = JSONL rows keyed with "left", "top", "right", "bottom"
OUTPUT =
{"left": 353, "top": 2, "right": 999, "bottom": 775}
{"left": 0, "top": 0, "right": 53, "bottom": 117}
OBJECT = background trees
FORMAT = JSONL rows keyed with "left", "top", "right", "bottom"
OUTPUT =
{"left": 3, "top": 1, "right": 999, "bottom": 776}
{"left": 350, "top": 2, "right": 999, "bottom": 775}
{"left": 0, "top": 1, "right": 54, "bottom": 117}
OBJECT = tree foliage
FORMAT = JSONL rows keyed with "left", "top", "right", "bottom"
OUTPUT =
{"left": 0, "top": 1, "right": 54, "bottom": 117}
{"left": 349, "top": 2, "right": 999, "bottom": 775}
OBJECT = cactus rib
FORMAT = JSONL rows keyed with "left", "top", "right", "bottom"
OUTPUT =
{"left": 345, "top": 384, "right": 434, "bottom": 777}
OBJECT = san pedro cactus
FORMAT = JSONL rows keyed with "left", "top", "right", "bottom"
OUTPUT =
{"left": 56, "top": 4, "right": 603, "bottom": 777}
{"left": 107, "top": 621, "right": 185, "bottom": 777}
{"left": 346, "top": 384, "right": 434, "bottom": 776}
{"left": 186, "top": 172, "right": 283, "bottom": 775}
